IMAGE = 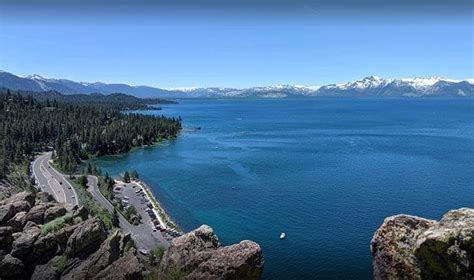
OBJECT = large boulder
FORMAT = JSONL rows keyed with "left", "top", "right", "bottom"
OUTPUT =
{"left": 31, "top": 255, "right": 63, "bottom": 280}
{"left": 0, "top": 192, "right": 36, "bottom": 227}
{"left": 62, "top": 231, "right": 143, "bottom": 280}
{"left": 414, "top": 208, "right": 474, "bottom": 279}
{"left": 72, "top": 206, "right": 89, "bottom": 221}
{"left": 94, "top": 250, "right": 144, "bottom": 280}
{"left": 371, "top": 208, "right": 474, "bottom": 279}
{"left": 0, "top": 204, "right": 14, "bottom": 224}
{"left": 65, "top": 217, "right": 107, "bottom": 258}
{"left": 36, "top": 192, "right": 55, "bottom": 204}
{"left": 0, "top": 254, "right": 25, "bottom": 279}
{"left": 160, "top": 225, "right": 264, "bottom": 279}
{"left": 186, "top": 240, "right": 264, "bottom": 280}
{"left": 7, "top": 211, "right": 27, "bottom": 232}
{"left": 159, "top": 225, "right": 220, "bottom": 274}
{"left": 44, "top": 205, "right": 67, "bottom": 223}
{"left": 61, "top": 230, "right": 123, "bottom": 279}
{"left": 25, "top": 204, "right": 48, "bottom": 224}
{"left": 11, "top": 226, "right": 41, "bottom": 259}
{"left": 0, "top": 191, "right": 35, "bottom": 208}
{"left": 0, "top": 226, "right": 13, "bottom": 256}
{"left": 30, "top": 223, "right": 79, "bottom": 264}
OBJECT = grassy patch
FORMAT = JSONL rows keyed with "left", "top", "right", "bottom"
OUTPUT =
{"left": 166, "top": 264, "right": 188, "bottom": 280}
{"left": 41, "top": 214, "right": 73, "bottom": 236}
{"left": 124, "top": 238, "right": 135, "bottom": 253}
{"left": 144, "top": 265, "right": 188, "bottom": 280}
{"left": 98, "top": 176, "right": 114, "bottom": 201}
{"left": 149, "top": 245, "right": 165, "bottom": 265}
{"left": 54, "top": 255, "right": 68, "bottom": 272}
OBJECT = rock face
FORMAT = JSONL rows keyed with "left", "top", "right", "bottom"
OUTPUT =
{"left": 0, "top": 191, "right": 144, "bottom": 280}
{"left": 160, "top": 225, "right": 264, "bottom": 280}
{"left": 65, "top": 217, "right": 107, "bottom": 258}
{"left": 371, "top": 208, "right": 474, "bottom": 280}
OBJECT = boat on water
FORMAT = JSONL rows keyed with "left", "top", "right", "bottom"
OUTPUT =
{"left": 280, "top": 232, "right": 286, "bottom": 239}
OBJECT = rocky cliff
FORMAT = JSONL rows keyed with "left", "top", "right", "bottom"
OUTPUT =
{"left": 0, "top": 191, "right": 264, "bottom": 280}
{"left": 0, "top": 191, "right": 143, "bottom": 280}
{"left": 371, "top": 208, "right": 474, "bottom": 279}
{"left": 159, "top": 225, "right": 264, "bottom": 280}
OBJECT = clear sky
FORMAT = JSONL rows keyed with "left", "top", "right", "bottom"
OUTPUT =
{"left": 0, "top": 0, "right": 472, "bottom": 88}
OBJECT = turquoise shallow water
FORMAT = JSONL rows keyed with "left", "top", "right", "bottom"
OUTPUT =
{"left": 94, "top": 98, "right": 474, "bottom": 279}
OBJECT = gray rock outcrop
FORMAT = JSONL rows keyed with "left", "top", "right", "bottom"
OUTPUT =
{"left": 65, "top": 217, "right": 107, "bottom": 258}
{"left": 371, "top": 208, "right": 474, "bottom": 280}
{"left": 0, "top": 191, "right": 146, "bottom": 280}
{"left": 159, "top": 225, "right": 264, "bottom": 280}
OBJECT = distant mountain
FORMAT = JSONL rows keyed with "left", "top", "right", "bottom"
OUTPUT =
{"left": 0, "top": 71, "right": 472, "bottom": 98}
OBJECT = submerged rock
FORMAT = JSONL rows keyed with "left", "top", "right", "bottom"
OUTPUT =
{"left": 371, "top": 208, "right": 474, "bottom": 279}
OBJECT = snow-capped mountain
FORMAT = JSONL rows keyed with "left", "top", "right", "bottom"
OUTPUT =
{"left": 317, "top": 76, "right": 473, "bottom": 97}
{"left": 0, "top": 71, "right": 472, "bottom": 98}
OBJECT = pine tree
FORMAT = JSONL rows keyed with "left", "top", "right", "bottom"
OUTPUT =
{"left": 112, "top": 208, "right": 120, "bottom": 227}
{"left": 131, "top": 170, "right": 139, "bottom": 179}
{"left": 123, "top": 171, "right": 130, "bottom": 183}
{"left": 79, "top": 175, "right": 88, "bottom": 188}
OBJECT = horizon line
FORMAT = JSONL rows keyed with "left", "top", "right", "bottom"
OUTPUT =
{"left": 2, "top": 69, "right": 473, "bottom": 90}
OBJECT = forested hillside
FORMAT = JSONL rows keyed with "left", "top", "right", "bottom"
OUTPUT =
{"left": 0, "top": 87, "right": 176, "bottom": 110}
{"left": 0, "top": 89, "right": 181, "bottom": 183}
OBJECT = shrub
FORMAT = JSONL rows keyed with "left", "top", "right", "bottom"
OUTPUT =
{"left": 54, "top": 255, "right": 68, "bottom": 272}
{"left": 41, "top": 214, "right": 73, "bottom": 236}
{"left": 149, "top": 245, "right": 165, "bottom": 264}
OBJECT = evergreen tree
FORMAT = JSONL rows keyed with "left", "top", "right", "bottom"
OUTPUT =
{"left": 87, "top": 163, "right": 93, "bottom": 174}
{"left": 0, "top": 90, "right": 181, "bottom": 182}
{"left": 131, "top": 170, "right": 139, "bottom": 179}
{"left": 112, "top": 208, "right": 120, "bottom": 227}
{"left": 123, "top": 171, "right": 131, "bottom": 183}
{"left": 79, "top": 175, "right": 88, "bottom": 188}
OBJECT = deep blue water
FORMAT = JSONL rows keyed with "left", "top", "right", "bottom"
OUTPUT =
{"left": 94, "top": 98, "right": 474, "bottom": 279}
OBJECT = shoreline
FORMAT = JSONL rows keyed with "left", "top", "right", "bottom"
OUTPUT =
{"left": 115, "top": 177, "right": 182, "bottom": 233}
{"left": 134, "top": 179, "right": 183, "bottom": 233}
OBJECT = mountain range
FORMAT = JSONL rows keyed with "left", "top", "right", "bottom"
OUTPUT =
{"left": 0, "top": 71, "right": 472, "bottom": 98}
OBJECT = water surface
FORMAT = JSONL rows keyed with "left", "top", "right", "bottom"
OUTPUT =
{"left": 94, "top": 98, "right": 474, "bottom": 279}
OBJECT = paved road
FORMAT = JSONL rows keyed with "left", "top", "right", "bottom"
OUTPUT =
{"left": 32, "top": 152, "right": 79, "bottom": 206}
{"left": 87, "top": 176, "right": 170, "bottom": 251}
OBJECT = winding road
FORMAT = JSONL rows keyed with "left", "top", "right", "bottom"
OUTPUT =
{"left": 32, "top": 152, "right": 169, "bottom": 251}
{"left": 32, "top": 152, "right": 79, "bottom": 206}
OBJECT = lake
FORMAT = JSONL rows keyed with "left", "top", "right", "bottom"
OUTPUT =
{"left": 93, "top": 98, "right": 474, "bottom": 279}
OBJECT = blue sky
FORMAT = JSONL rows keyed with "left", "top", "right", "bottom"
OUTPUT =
{"left": 0, "top": 0, "right": 472, "bottom": 88}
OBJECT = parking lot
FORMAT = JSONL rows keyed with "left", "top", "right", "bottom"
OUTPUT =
{"left": 114, "top": 181, "right": 181, "bottom": 240}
